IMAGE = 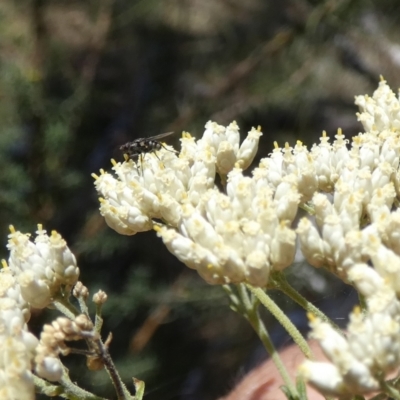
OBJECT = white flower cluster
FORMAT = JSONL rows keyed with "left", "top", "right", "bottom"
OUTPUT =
{"left": 94, "top": 121, "right": 302, "bottom": 286}
{"left": 298, "top": 79, "right": 400, "bottom": 395}
{"left": 0, "top": 267, "right": 37, "bottom": 400}
{"left": 95, "top": 78, "right": 400, "bottom": 395}
{"left": 300, "top": 264, "right": 400, "bottom": 395}
{"left": 7, "top": 225, "right": 80, "bottom": 309}
{"left": 0, "top": 225, "right": 81, "bottom": 395}
{"left": 93, "top": 81, "right": 400, "bottom": 288}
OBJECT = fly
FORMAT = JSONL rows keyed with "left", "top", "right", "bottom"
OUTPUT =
{"left": 120, "top": 131, "right": 175, "bottom": 160}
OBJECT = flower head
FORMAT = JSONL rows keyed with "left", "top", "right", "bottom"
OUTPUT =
{"left": 7, "top": 225, "right": 80, "bottom": 308}
{"left": 0, "top": 266, "right": 38, "bottom": 400}
{"left": 91, "top": 79, "right": 400, "bottom": 397}
{"left": 95, "top": 122, "right": 296, "bottom": 286}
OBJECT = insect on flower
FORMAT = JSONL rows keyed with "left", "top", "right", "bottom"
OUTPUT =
{"left": 119, "top": 131, "right": 176, "bottom": 167}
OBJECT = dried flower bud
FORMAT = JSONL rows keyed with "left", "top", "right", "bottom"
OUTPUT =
{"left": 86, "top": 355, "right": 104, "bottom": 371}
{"left": 73, "top": 281, "right": 89, "bottom": 299}
{"left": 93, "top": 290, "right": 108, "bottom": 305}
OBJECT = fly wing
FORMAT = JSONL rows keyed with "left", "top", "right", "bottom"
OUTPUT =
{"left": 149, "top": 131, "right": 175, "bottom": 141}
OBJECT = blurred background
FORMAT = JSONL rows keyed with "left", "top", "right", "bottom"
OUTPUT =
{"left": 1, "top": 0, "right": 400, "bottom": 399}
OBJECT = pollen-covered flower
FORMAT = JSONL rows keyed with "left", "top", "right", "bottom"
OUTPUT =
{"left": 7, "top": 225, "right": 80, "bottom": 309}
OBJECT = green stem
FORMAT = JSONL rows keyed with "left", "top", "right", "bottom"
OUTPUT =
{"left": 53, "top": 294, "right": 135, "bottom": 399}
{"left": 77, "top": 295, "right": 90, "bottom": 316}
{"left": 237, "top": 284, "right": 298, "bottom": 399}
{"left": 358, "top": 291, "right": 368, "bottom": 314}
{"left": 94, "top": 304, "right": 104, "bottom": 333}
{"left": 246, "top": 284, "right": 312, "bottom": 359}
{"left": 219, "top": 172, "right": 228, "bottom": 191}
{"left": 271, "top": 272, "right": 342, "bottom": 333}
{"left": 33, "top": 371, "right": 106, "bottom": 400}
{"left": 94, "top": 337, "right": 134, "bottom": 400}
{"left": 60, "top": 368, "right": 108, "bottom": 400}
{"left": 60, "top": 370, "right": 106, "bottom": 400}
{"left": 53, "top": 293, "right": 80, "bottom": 319}
{"left": 299, "top": 202, "right": 315, "bottom": 215}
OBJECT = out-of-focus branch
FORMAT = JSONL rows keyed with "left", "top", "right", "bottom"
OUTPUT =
{"left": 168, "top": 30, "right": 294, "bottom": 132}
{"left": 29, "top": 0, "right": 47, "bottom": 220}
{"left": 67, "top": 0, "right": 114, "bottom": 130}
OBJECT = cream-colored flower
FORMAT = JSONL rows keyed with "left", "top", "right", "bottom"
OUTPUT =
{"left": 299, "top": 361, "right": 347, "bottom": 395}
{"left": 155, "top": 165, "right": 298, "bottom": 286}
{"left": 0, "top": 337, "right": 36, "bottom": 400}
{"left": 301, "top": 314, "right": 380, "bottom": 396}
{"left": 91, "top": 78, "right": 400, "bottom": 397}
{"left": 355, "top": 78, "right": 400, "bottom": 132}
{"left": 7, "top": 225, "right": 79, "bottom": 308}
{"left": 95, "top": 123, "right": 290, "bottom": 286}
{"left": 236, "top": 126, "right": 263, "bottom": 170}
{"left": 296, "top": 218, "right": 326, "bottom": 268}
{"left": 0, "top": 267, "right": 38, "bottom": 400}
{"left": 95, "top": 80, "right": 400, "bottom": 297}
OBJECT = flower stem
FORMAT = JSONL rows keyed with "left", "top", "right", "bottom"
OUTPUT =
{"left": 300, "top": 202, "right": 315, "bottom": 215}
{"left": 235, "top": 284, "right": 299, "bottom": 399}
{"left": 34, "top": 370, "right": 107, "bottom": 400}
{"left": 53, "top": 293, "right": 80, "bottom": 319}
{"left": 59, "top": 368, "right": 108, "bottom": 400}
{"left": 357, "top": 291, "right": 368, "bottom": 314}
{"left": 93, "top": 335, "right": 133, "bottom": 400}
{"left": 271, "top": 272, "right": 341, "bottom": 333}
{"left": 53, "top": 293, "right": 135, "bottom": 399}
{"left": 246, "top": 284, "right": 312, "bottom": 359}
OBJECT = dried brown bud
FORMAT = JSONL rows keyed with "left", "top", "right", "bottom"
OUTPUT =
{"left": 93, "top": 290, "right": 108, "bottom": 305}
{"left": 75, "top": 314, "right": 93, "bottom": 331}
{"left": 86, "top": 355, "right": 105, "bottom": 371}
{"left": 73, "top": 281, "right": 89, "bottom": 299}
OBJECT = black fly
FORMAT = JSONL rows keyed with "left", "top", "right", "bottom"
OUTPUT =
{"left": 120, "top": 131, "right": 175, "bottom": 160}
